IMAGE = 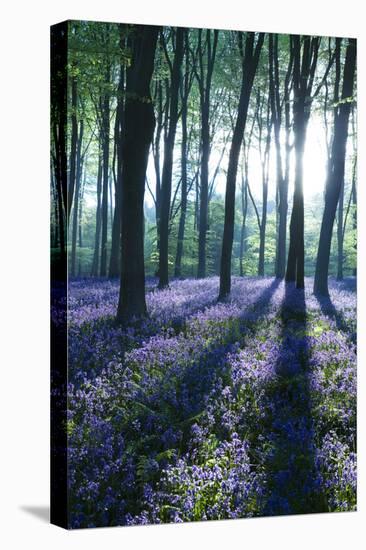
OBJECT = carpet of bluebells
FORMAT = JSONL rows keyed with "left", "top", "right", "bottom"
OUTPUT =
{"left": 56, "top": 276, "right": 356, "bottom": 528}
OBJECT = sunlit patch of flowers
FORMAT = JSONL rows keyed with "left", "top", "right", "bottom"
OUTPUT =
{"left": 63, "top": 276, "right": 356, "bottom": 527}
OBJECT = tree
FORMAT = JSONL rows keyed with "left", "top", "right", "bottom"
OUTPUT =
{"left": 269, "top": 34, "right": 293, "bottom": 279}
{"left": 219, "top": 32, "right": 265, "bottom": 300}
{"left": 175, "top": 30, "right": 193, "bottom": 277}
{"left": 158, "top": 28, "right": 185, "bottom": 288}
{"left": 70, "top": 117, "right": 84, "bottom": 277}
{"left": 68, "top": 74, "right": 78, "bottom": 221}
{"left": 99, "top": 54, "right": 111, "bottom": 277}
{"left": 109, "top": 28, "right": 126, "bottom": 278}
{"left": 116, "top": 25, "right": 160, "bottom": 321}
{"left": 256, "top": 87, "right": 272, "bottom": 276}
{"left": 195, "top": 29, "right": 219, "bottom": 279}
{"left": 91, "top": 150, "right": 102, "bottom": 276}
{"left": 285, "top": 35, "right": 320, "bottom": 289}
{"left": 314, "top": 38, "right": 356, "bottom": 296}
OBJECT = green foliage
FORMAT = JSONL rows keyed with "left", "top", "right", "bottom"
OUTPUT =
{"left": 56, "top": 23, "right": 357, "bottom": 281}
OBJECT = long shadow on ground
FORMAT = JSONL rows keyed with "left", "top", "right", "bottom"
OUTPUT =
{"left": 315, "top": 292, "right": 356, "bottom": 343}
{"left": 263, "top": 283, "right": 328, "bottom": 516}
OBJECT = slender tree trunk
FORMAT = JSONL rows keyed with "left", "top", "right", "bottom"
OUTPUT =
{"left": 270, "top": 35, "right": 293, "bottom": 279}
{"left": 67, "top": 76, "right": 78, "bottom": 221}
{"left": 239, "top": 173, "right": 248, "bottom": 277}
{"left": 337, "top": 178, "right": 344, "bottom": 280}
{"left": 285, "top": 127, "right": 306, "bottom": 287}
{"left": 286, "top": 35, "right": 320, "bottom": 289}
{"left": 219, "top": 32, "right": 265, "bottom": 300}
{"left": 100, "top": 65, "right": 111, "bottom": 277}
{"left": 197, "top": 30, "right": 219, "bottom": 279}
{"left": 175, "top": 32, "right": 190, "bottom": 278}
{"left": 91, "top": 150, "right": 103, "bottom": 276}
{"left": 257, "top": 92, "right": 272, "bottom": 276}
{"left": 117, "top": 25, "right": 160, "bottom": 321}
{"left": 314, "top": 38, "right": 356, "bottom": 295}
{"left": 197, "top": 108, "right": 210, "bottom": 278}
{"left": 78, "top": 166, "right": 86, "bottom": 276}
{"left": 70, "top": 119, "right": 84, "bottom": 277}
{"left": 152, "top": 80, "right": 163, "bottom": 266}
{"left": 109, "top": 53, "right": 125, "bottom": 278}
{"left": 109, "top": 190, "right": 120, "bottom": 277}
{"left": 50, "top": 171, "right": 59, "bottom": 248}
{"left": 158, "top": 28, "right": 184, "bottom": 289}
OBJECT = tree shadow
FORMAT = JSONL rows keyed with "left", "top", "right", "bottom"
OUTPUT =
{"left": 263, "top": 282, "right": 328, "bottom": 516}
{"left": 133, "top": 278, "right": 283, "bottom": 459}
{"left": 240, "top": 277, "right": 281, "bottom": 323}
{"left": 69, "top": 277, "right": 284, "bottom": 526}
{"left": 314, "top": 292, "right": 356, "bottom": 343}
{"left": 329, "top": 277, "right": 356, "bottom": 293}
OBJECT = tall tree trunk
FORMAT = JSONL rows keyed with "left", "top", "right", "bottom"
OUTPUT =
{"left": 314, "top": 38, "right": 356, "bottom": 295}
{"left": 91, "top": 149, "right": 103, "bottom": 276}
{"left": 239, "top": 172, "right": 248, "bottom": 277}
{"left": 78, "top": 166, "right": 87, "bottom": 276}
{"left": 270, "top": 35, "right": 293, "bottom": 279}
{"left": 67, "top": 75, "right": 78, "bottom": 221}
{"left": 175, "top": 31, "right": 190, "bottom": 278}
{"left": 239, "top": 117, "right": 255, "bottom": 277}
{"left": 197, "top": 30, "right": 219, "bottom": 279}
{"left": 100, "top": 64, "right": 111, "bottom": 277}
{"left": 152, "top": 80, "right": 163, "bottom": 268}
{"left": 286, "top": 35, "right": 320, "bottom": 289}
{"left": 109, "top": 188, "right": 120, "bottom": 277}
{"left": 219, "top": 32, "right": 265, "bottom": 300}
{"left": 337, "top": 178, "right": 344, "bottom": 280}
{"left": 158, "top": 28, "right": 185, "bottom": 289}
{"left": 174, "top": 112, "right": 188, "bottom": 278}
{"left": 257, "top": 90, "right": 272, "bottom": 276}
{"left": 109, "top": 48, "right": 125, "bottom": 278}
{"left": 70, "top": 119, "right": 84, "bottom": 277}
{"left": 117, "top": 25, "right": 160, "bottom": 321}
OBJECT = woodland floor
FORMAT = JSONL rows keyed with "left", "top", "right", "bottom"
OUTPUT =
{"left": 59, "top": 276, "right": 356, "bottom": 528}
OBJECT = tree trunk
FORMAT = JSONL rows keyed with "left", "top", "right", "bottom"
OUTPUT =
{"left": 70, "top": 118, "right": 84, "bottom": 277}
{"left": 270, "top": 35, "right": 293, "bottom": 279}
{"left": 152, "top": 80, "right": 163, "bottom": 268}
{"left": 197, "top": 30, "right": 219, "bottom": 279}
{"left": 314, "top": 38, "right": 356, "bottom": 295}
{"left": 257, "top": 90, "right": 271, "bottom": 276}
{"left": 175, "top": 32, "right": 190, "bottom": 278}
{"left": 286, "top": 35, "right": 320, "bottom": 289}
{"left": 158, "top": 28, "right": 184, "bottom": 289}
{"left": 100, "top": 65, "right": 111, "bottom": 277}
{"left": 239, "top": 174, "right": 248, "bottom": 277}
{"left": 67, "top": 76, "right": 78, "bottom": 221}
{"left": 337, "top": 178, "right": 344, "bottom": 280}
{"left": 91, "top": 150, "right": 103, "bottom": 276}
{"left": 78, "top": 166, "right": 86, "bottom": 276}
{"left": 116, "top": 25, "right": 160, "bottom": 321}
{"left": 109, "top": 53, "right": 125, "bottom": 278}
{"left": 219, "top": 32, "right": 265, "bottom": 300}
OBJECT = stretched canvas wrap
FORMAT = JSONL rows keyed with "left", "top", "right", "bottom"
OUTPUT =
{"left": 50, "top": 20, "right": 357, "bottom": 529}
